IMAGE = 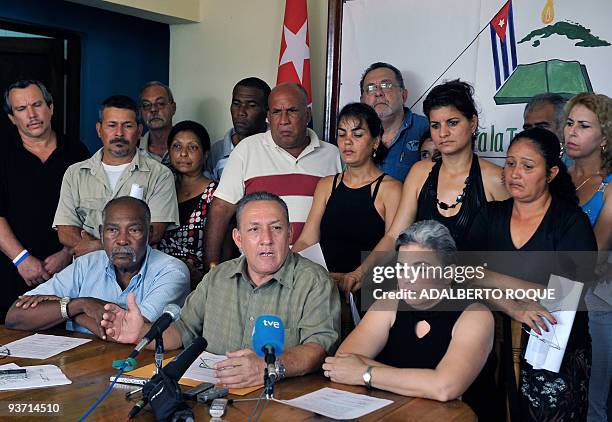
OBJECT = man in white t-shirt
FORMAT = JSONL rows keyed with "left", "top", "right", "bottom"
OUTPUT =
{"left": 203, "top": 83, "right": 342, "bottom": 269}
{"left": 54, "top": 95, "right": 179, "bottom": 257}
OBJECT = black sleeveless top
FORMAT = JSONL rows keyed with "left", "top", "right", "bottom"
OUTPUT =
{"left": 377, "top": 299, "right": 499, "bottom": 421}
{"left": 416, "top": 154, "right": 487, "bottom": 250}
{"left": 320, "top": 173, "right": 386, "bottom": 273}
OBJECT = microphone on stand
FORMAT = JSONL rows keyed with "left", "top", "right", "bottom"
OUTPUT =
{"left": 252, "top": 315, "right": 285, "bottom": 387}
{"left": 127, "top": 336, "right": 207, "bottom": 420}
{"left": 128, "top": 304, "right": 181, "bottom": 359}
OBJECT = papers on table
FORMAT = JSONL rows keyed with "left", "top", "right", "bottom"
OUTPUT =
{"left": 279, "top": 387, "right": 393, "bottom": 420}
{"left": 525, "top": 274, "right": 583, "bottom": 373}
{"left": 0, "top": 363, "right": 71, "bottom": 391}
{"left": 182, "top": 351, "right": 226, "bottom": 384}
{"left": 3, "top": 334, "right": 91, "bottom": 359}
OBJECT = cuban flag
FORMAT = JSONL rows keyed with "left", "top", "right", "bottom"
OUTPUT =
{"left": 490, "top": 0, "right": 518, "bottom": 90}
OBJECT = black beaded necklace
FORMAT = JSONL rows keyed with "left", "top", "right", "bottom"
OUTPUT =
{"left": 436, "top": 176, "right": 471, "bottom": 210}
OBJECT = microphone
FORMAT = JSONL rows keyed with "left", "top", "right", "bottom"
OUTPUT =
{"left": 129, "top": 304, "right": 181, "bottom": 359}
{"left": 127, "top": 336, "right": 207, "bottom": 419}
{"left": 252, "top": 315, "right": 285, "bottom": 381}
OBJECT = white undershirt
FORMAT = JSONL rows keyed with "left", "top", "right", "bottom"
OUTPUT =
{"left": 102, "top": 162, "right": 130, "bottom": 191}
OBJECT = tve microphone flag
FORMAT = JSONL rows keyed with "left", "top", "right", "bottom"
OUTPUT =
{"left": 252, "top": 315, "right": 285, "bottom": 357}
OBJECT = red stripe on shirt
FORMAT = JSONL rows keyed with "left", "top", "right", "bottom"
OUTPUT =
{"left": 244, "top": 174, "right": 321, "bottom": 197}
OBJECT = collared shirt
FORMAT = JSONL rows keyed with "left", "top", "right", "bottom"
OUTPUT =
{"left": 0, "top": 131, "right": 90, "bottom": 314}
{"left": 214, "top": 128, "right": 343, "bottom": 241}
{"left": 205, "top": 128, "right": 235, "bottom": 182}
{"left": 174, "top": 251, "right": 340, "bottom": 355}
{"left": 53, "top": 148, "right": 179, "bottom": 238}
{"left": 26, "top": 246, "right": 190, "bottom": 334}
{"left": 380, "top": 107, "right": 429, "bottom": 182}
{"left": 139, "top": 131, "right": 171, "bottom": 167}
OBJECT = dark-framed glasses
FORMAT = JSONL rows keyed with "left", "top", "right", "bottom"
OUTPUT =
{"left": 141, "top": 101, "right": 169, "bottom": 111}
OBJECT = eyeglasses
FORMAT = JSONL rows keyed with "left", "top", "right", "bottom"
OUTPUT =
{"left": 141, "top": 101, "right": 169, "bottom": 111}
{"left": 198, "top": 357, "right": 216, "bottom": 369}
{"left": 522, "top": 319, "right": 562, "bottom": 351}
{"left": 364, "top": 81, "right": 396, "bottom": 95}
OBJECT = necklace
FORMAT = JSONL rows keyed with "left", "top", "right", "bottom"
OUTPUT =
{"left": 436, "top": 176, "right": 470, "bottom": 210}
{"left": 575, "top": 172, "right": 600, "bottom": 191}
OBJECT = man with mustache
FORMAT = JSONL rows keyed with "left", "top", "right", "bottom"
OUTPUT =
{"left": 0, "top": 80, "right": 90, "bottom": 323}
{"left": 360, "top": 62, "right": 428, "bottom": 182}
{"left": 138, "top": 81, "right": 176, "bottom": 165}
{"left": 53, "top": 95, "right": 179, "bottom": 257}
{"left": 6, "top": 197, "right": 189, "bottom": 337}
{"left": 205, "top": 78, "right": 270, "bottom": 181}
{"left": 101, "top": 192, "right": 340, "bottom": 388}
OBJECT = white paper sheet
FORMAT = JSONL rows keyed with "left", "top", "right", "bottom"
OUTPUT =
{"left": 279, "top": 387, "right": 393, "bottom": 420}
{"left": 0, "top": 363, "right": 71, "bottom": 391}
{"left": 3, "top": 334, "right": 91, "bottom": 359}
{"left": 525, "top": 275, "right": 583, "bottom": 373}
{"left": 349, "top": 292, "right": 362, "bottom": 326}
{"left": 297, "top": 243, "right": 328, "bottom": 270}
{"left": 182, "top": 351, "right": 227, "bottom": 383}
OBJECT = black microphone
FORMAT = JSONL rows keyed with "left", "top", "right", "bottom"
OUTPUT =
{"left": 129, "top": 304, "right": 181, "bottom": 359}
{"left": 127, "top": 337, "right": 207, "bottom": 419}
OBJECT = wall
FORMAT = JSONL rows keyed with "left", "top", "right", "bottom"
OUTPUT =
{"left": 170, "top": 0, "right": 328, "bottom": 143}
{"left": 1, "top": 0, "right": 170, "bottom": 151}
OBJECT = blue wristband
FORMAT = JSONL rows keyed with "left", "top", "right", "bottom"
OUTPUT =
{"left": 13, "top": 250, "right": 30, "bottom": 267}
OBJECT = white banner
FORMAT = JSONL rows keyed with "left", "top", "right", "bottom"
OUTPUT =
{"left": 340, "top": 0, "right": 612, "bottom": 164}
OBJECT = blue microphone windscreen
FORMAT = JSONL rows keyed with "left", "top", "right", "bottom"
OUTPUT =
{"left": 252, "top": 315, "right": 285, "bottom": 357}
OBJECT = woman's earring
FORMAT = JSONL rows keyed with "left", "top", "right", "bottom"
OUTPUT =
{"left": 373, "top": 150, "right": 377, "bottom": 158}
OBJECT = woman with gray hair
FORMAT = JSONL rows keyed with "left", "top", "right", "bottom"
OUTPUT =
{"left": 322, "top": 220, "right": 498, "bottom": 420}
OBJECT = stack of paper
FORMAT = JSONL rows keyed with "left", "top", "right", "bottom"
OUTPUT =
{"left": 2, "top": 334, "right": 91, "bottom": 359}
{"left": 525, "top": 275, "right": 583, "bottom": 373}
{"left": 0, "top": 363, "right": 71, "bottom": 391}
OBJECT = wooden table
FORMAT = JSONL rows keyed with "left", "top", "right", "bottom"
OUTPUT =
{"left": 0, "top": 327, "right": 476, "bottom": 421}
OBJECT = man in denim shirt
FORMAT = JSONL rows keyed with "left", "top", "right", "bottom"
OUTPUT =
{"left": 360, "top": 62, "right": 428, "bottom": 182}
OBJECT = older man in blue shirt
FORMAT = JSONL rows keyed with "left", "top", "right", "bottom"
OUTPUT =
{"left": 360, "top": 62, "right": 429, "bottom": 181}
{"left": 6, "top": 196, "right": 189, "bottom": 337}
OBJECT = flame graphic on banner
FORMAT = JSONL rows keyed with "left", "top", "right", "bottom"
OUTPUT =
{"left": 541, "top": 0, "right": 554, "bottom": 24}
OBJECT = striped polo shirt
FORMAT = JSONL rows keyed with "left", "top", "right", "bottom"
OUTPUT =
{"left": 214, "top": 128, "right": 342, "bottom": 242}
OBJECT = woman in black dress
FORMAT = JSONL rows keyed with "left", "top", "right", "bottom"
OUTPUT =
{"left": 343, "top": 80, "right": 509, "bottom": 291}
{"left": 293, "top": 103, "right": 401, "bottom": 296}
{"left": 468, "top": 127, "right": 597, "bottom": 421}
{"left": 322, "top": 220, "right": 498, "bottom": 421}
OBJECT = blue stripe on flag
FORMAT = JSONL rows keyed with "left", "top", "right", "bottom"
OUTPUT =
{"left": 490, "top": 25, "right": 501, "bottom": 89}
{"left": 508, "top": 1, "right": 518, "bottom": 69}
{"left": 500, "top": 37, "right": 510, "bottom": 80}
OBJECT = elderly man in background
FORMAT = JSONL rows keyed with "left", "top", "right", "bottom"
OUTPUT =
{"left": 138, "top": 81, "right": 176, "bottom": 165}
{"left": 6, "top": 197, "right": 189, "bottom": 337}
{"left": 0, "top": 80, "right": 90, "bottom": 323}
{"left": 204, "top": 82, "right": 342, "bottom": 268}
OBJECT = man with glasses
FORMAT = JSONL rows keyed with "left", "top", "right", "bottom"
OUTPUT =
{"left": 53, "top": 95, "right": 179, "bottom": 257}
{"left": 360, "top": 62, "right": 428, "bottom": 182}
{"left": 6, "top": 197, "right": 189, "bottom": 338}
{"left": 138, "top": 81, "right": 177, "bottom": 165}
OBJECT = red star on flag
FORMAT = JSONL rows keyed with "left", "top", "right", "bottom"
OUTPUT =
{"left": 491, "top": 1, "right": 511, "bottom": 42}
{"left": 277, "top": 0, "right": 312, "bottom": 104}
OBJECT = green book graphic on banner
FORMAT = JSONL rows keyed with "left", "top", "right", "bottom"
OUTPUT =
{"left": 494, "top": 59, "right": 593, "bottom": 105}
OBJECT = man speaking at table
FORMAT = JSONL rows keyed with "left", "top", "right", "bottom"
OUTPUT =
{"left": 101, "top": 192, "right": 340, "bottom": 389}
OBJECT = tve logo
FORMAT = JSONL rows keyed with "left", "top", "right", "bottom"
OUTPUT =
{"left": 263, "top": 319, "right": 280, "bottom": 329}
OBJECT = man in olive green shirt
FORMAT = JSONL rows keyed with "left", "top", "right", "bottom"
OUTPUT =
{"left": 53, "top": 95, "right": 179, "bottom": 257}
{"left": 101, "top": 192, "right": 340, "bottom": 389}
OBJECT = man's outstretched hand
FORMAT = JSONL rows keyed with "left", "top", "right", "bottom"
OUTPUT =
{"left": 101, "top": 293, "right": 145, "bottom": 343}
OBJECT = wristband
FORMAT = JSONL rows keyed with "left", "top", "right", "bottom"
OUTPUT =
{"left": 12, "top": 250, "right": 30, "bottom": 267}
